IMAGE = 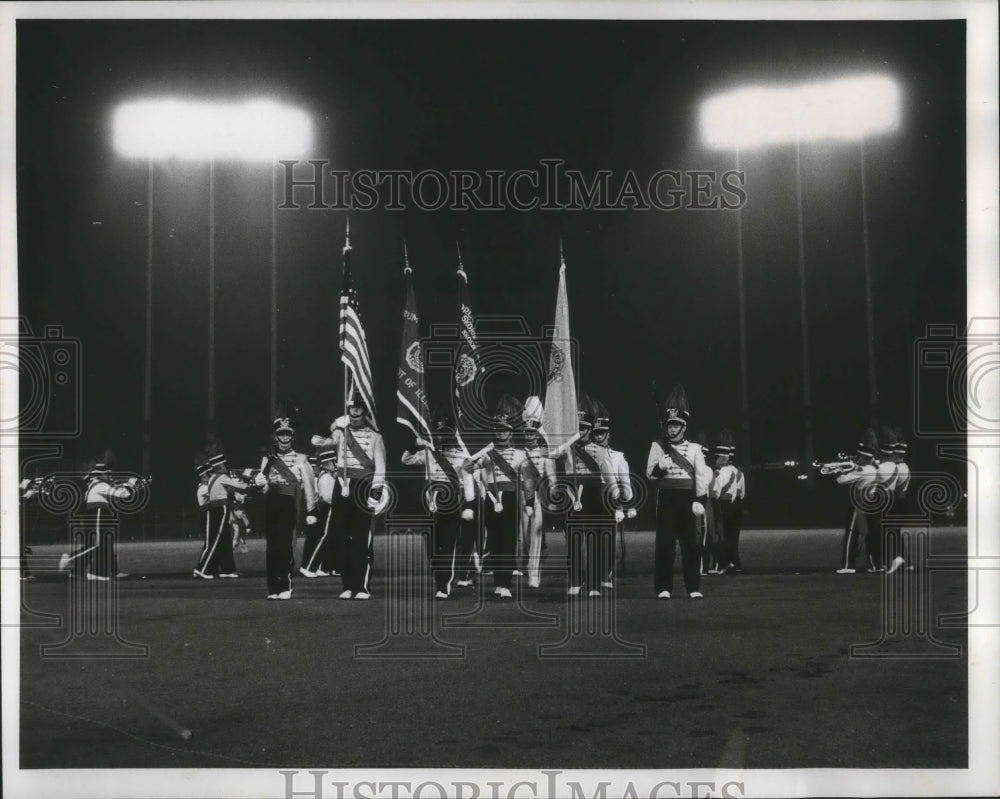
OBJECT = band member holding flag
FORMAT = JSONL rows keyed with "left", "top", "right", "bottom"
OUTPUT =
{"left": 254, "top": 403, "right": 317, "bottom": 600}
{"left": 402, "top": 406, "right": 477, "bottom": 598}
{"left": 646, "top": 384, "right": 712, "bottom": 599}
{"left": 331, "top": 221, "right": 387, "bottom": 600}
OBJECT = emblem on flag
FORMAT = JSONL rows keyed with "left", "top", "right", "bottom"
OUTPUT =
{"left": 405, "top": 340, "right": 424, "bottom": 374}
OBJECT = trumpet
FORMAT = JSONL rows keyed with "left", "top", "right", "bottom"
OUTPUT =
{"left": 814, "top": 454, "right": 857, "bottom": 476}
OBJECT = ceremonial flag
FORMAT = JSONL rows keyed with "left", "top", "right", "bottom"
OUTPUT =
{"left": 542, "top": 246, "right": 578, "bottom": 447}
{"left": 454, "top": 244, "right": 479, "bottom": 454}
{"left": 339, "top": 225, "right": 377, "bottom": 422}
{"left": 396, "top": 245, "right": 432, "bottom": 443}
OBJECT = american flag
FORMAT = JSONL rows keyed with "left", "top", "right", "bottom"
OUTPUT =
{"left": 339, "top": 232, "right": 377, "bottom": 422}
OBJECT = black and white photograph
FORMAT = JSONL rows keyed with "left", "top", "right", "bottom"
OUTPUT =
{"left": 2, "top": 1, "right": 998, "bottom": 797}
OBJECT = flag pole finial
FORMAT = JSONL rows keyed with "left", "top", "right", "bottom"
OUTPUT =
{"left": 344, "top": 217, "right": 351, "bottom": 251}
{"left": 559, "top": 237, "right": 566, "bottom": 274}
{"left": 456, "top": 241, "right": 466, "bottom": 280}
{"left": 403, "top": 241, "right": 411, "bottom": 275}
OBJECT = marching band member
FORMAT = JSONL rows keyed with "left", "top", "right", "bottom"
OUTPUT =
{"left": 646, "top": 385, "right": 712, "bottom": 599}
{"left": 230, "top": 491, "right": 251, "bottom": 555}
{"left": 871, "top": 426, "right": 900, "bottom": 574}
{"left": 597, "top": 406, "right": 635, "bottom": 591}
{"left": 19, "top": 476, "right": 45, "bottom": 579}
{"left": 834, "top": 428, "right": 879, "bottom": 574}
{"left": 553, "top": 395, "right": 617, "bottom": 598}
{"left": 886, "top": 428, "right": 911, "bottom": 574}
{"left": 402, "top": 406, "right": 477, "bottom": 598}
{"left": 711, "top": 429, "right": 745, "bottom": 574}
{"left": 194, "top": 443, "right": 248, "bottom": 579}
{"left": 300, "top": 445, "right": 341, "bottom": 578}
{"left": 327, "top": 390, "right": 386, "bottom": 600}
{"left": 694, "top": 431, "right": 719, "bottom": 576}
{"left": 468, "top": 395, "right": 536, "bottom": 599}
{"left": 520, "top": 396, "right": 556, "bottom": 589}
{"left": 254, "top": 402, "right": 317, "bottom": 600}
{"left": 58, "top": 451, "right": 137, "bottom": 580}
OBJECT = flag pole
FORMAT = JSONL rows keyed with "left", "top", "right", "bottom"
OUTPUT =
{"left": 403, "top": 241, "right": 431, "bottom": 482}
{"left": 341, "top": 218, "right": 351, "bottom": 494}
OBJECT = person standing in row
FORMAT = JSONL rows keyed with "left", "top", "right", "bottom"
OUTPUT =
{"left": 519, "top": 396, "right": 556, "bottom": 589}
{"left": 300, "top": 445, "right": 341, "bottom": 578}
{"left": 834, "top": 428, "right": 879, "bottom": 574}
{"left": 59, "top": 451, "right": 137, "bottom": 580}
{"left": 711, "top": 429, "right": 745, "bottom": 574}
{"left": 402, "top": 406, "right": 477, "bottom": 599}
{"left": 646, "top": 385, "right": 712, "bottom": 599}
{"left": 594, "top": 405, "right": 634, "bottom": 592}
{"left": 193, "top": 443, "right": 247, "bottom": 579}
{"left": 694, "top": 432, "right": 719, "bottom": 576}
{"left": 254, "top": 403, "right": 317, "bottom": 600}
{"left": 470, "top": 395, "right": 536, "bottom": 599}
{"left": 329, "top": 390, "right": 387, "bottom": 600}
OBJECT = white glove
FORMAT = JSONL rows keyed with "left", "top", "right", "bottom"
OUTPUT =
{"left": 310, "top": 435, "right": 328, "bottom": 447}
{"left": 525, "top": 505, "right": 534, "bottom": 517}
{"left": 691, "top": 501, "right": 705, "bottom": 517}
{"left": 614, "top": 509, "right": 625, "bottom": 524}
{"left": 659, "top": 455, "right": 672, "bottom": 471}
{"left": 414, "top": 437, "right": 431, "bottom": 450}
{"left": 626, "top": 508, "right": 637, "bottom": 519}
{"left": 461, "top": 508, "right": 474, "bottom": 521}
{"left": 20, "top": 479, "right": 31, "bottom": 491}
{"left": 332, "top": 415, "right": 349, "bottom": 431}
{"left": 254, "top": 472, "right": 267, "bottom": 487}
{"left": 126, "top": 477, "right": 139, "bottom": 488}
{"left": 493, "top": 501, "right": 503, "bottom": 513}
{"left": 306, "top": 514, "right": 317, "bottom": 526}
{"left": 242, "top": 468, "right": 254, "bottom": 479}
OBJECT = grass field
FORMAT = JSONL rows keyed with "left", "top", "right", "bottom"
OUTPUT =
{"left": 16, "top": 527, "right": 967, "bottom": 771}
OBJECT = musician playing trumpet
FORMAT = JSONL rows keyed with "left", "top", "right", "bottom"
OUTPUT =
{"left": 833, "top": 429, "right": 879, "bottom": 574}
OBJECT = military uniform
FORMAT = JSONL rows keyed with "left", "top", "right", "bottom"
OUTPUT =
{"left": 402, "top": 423, "right": 475, "bottom": 597}
{"left": 519, "top": 396, "right": 556, "bottom": 589}
{"left": 711, "top": 430, "right": 745, "bottom": 574}
{"left": 301, "top": 446, "right": 341, "bottom": 578}
{"left": 70, "top": 455, "right": 135, "bottom": 580}
{"left": 835, "top": 429, "right": 879, "bottom": 574}
{"left": 332, "top": 400, "right": 386, "bottom": 599}
{"left": 646, "top": 385, "right": 711, "bottom": 598}
{"left": 194, "top": 450, "right": 247, "bottom": 579}
{"left": 256, "top": 407, "right": 317, "bottom": 599}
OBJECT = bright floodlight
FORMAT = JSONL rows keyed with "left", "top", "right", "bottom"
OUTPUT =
{"left": 700, "top": 75, "right": 900, "bottom": 149}
{"left": 113, "top": 99, "right": 312, "bottom": 160}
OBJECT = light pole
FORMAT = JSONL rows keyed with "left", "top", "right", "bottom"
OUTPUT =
{"left": 700, "top": 74, "right": 900, "bottom": 483}
{"left": 113, "top": 99, "right": 312, "bottom": 448}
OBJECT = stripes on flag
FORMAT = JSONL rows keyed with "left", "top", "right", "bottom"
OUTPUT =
{"left": 339, "top": 238, "right": 377, "bottom": 421}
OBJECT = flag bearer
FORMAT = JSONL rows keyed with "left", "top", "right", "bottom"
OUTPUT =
{"left": 520, "top": 396, "right": 556, "bottom": 589}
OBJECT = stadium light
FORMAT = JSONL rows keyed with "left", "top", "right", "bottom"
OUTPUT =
{"left": 698, "top": 73, "right": 901, "bottom": 484}
{"left": 114, "top": 98, "right": 313, "bottom": 458}
{"left": 699, "top": 74, "right": 900, "bottom": 150}
{"left": 112, "top": 98, "right": 312, "bottom": 161}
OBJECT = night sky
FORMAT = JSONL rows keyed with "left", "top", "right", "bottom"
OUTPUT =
{"left": 16, "top": 19, "right": 967, "bottom": 515}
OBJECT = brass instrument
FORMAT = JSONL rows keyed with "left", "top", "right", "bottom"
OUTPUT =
{"left": 814, "top": 453, "right": 857, "bottom": 476}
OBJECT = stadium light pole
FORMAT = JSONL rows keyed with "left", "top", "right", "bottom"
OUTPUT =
{"left": 113, "top": 99, "right": 312, "bottom": 444}
{"left": 700, "top": 74, "right": 900, "bottom": 485}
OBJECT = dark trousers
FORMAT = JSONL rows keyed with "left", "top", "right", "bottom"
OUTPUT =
{"left": 720, "top": 499, "right": 743, "bottom": 570}
{"left": 567, "top": 486, "right": 613, "bottom": 590}
{"left": 339, "top": 493, "right": 374, "bottom": 594}
{"left": 430, "top": 508, "right": 461, "bottom": 594}
{"left": 884, "top": 494, "right": 909, "bottom": 564}
{"left": 196, "top": 505, "right": 232, "bottom": 576}
{"left": 264, "top": 493, "right": 297, "bottom": 595}
{"left": 841, "top": 508, "right": 861, "bottom": 570}
{"left": 72, "top": 508, "right": 119, "bottom": 578}
{"left": 654, "top": 489, "right": 700, "bottom": 594}
{"left": 301, "top": 499, "right": 337, "bottom": 574}
{"left": 485, "top": 498, "right": 518, "bottom": 589}
{"left": 456, "top": 499, "right": 480, "bottom": 579}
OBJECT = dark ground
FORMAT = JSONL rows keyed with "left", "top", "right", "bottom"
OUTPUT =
{"left": 17, "top": 527, "right": 967, "bottom": 770}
